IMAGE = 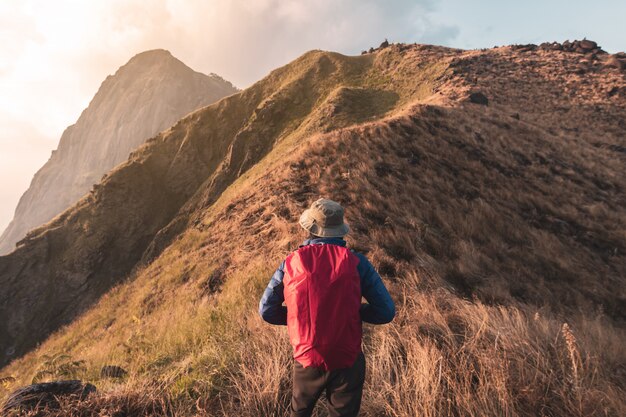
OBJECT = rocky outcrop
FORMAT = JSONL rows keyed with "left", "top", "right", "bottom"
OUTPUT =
{"left": 511, "top": 39, "right": 611, "bottom": 56}
{"left": 1, "top": 380, "right": 96, "bottom": 414}
{"left": 0, "top": 49, "right": 237, "bottom": 255}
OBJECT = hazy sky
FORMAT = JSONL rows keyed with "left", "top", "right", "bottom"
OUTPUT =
{"left": 1, "top": 0, "right": 625, "bottom": 234}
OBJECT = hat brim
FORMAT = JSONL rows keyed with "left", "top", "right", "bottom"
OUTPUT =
{"left": 299, "top": 209, "right": 350, "bottom": 237}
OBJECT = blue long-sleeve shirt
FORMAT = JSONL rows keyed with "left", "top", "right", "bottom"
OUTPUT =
{"left": 259, "top": 237, "right": 396, "bottom": 325}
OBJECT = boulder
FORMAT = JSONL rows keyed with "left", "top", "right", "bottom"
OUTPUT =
{"left": 512, "top": 44, "right": 537, "bottom": 52}
{"left": 469, "top": 92, "right": 489, "bottom": 106}
{"left": 552, "top": 43, "right": 564, "bottom": 51}
{"left": 379, "top": 39, "right": 390, "bottom": 49}
{"left": 539, "top": 42, "right": 562, "bottom": 51}
{"left": 558, "top": 39, "right": 604, "bottom": 54}
{"left": 2, "top": 380, "right": 96, "bottom": 413}
{"left": 580, "top": 39, "right": 598, "bottom": 51}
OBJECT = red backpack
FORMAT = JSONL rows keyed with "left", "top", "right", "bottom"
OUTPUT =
{"left": 283, "top": 243, "right": 362, "bottom": 370}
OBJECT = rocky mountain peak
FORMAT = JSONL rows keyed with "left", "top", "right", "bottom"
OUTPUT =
{"left": 0, "top": 50, "right": 237, "bottom": 255}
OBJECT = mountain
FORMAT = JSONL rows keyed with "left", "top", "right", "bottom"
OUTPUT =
{"left": 0, "top": 49, "right": 238, "bottom": 255}
{"left": 1, "top": 42, "right": 625, "bottom": 416}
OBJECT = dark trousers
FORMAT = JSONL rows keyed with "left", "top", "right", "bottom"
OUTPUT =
{"left": 290, "top": 352, "right": 366, "bottom": 417}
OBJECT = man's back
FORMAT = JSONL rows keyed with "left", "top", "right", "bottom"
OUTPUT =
{"left": 283, "top": 243, "right": 362, "bottom": 370}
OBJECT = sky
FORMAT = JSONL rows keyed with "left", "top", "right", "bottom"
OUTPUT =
{"left": 1, "top": 0, "right": 625, "bottom": 234}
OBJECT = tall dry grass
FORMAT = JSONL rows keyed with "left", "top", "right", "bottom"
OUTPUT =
{"left": 2, "top": 226, "right": 624, "bottom": 416}
{"left": 216, "top": 272, "right": 625, "bottom": 417}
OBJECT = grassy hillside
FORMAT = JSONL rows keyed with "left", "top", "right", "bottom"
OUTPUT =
{"left": 0, "top": 46, "right": 446, "bottom": 369}
{"left": 1, "top": 43, "right": 625, "bottom": 416}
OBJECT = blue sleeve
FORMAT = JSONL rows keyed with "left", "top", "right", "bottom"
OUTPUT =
{"left": 259, "top": 261, "right": 288, "bottom": 325}
{"left": 355, "top": 253, "right": 396, "bottom": 324}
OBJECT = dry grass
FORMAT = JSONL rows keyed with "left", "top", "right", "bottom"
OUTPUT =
{"left": 220, "top": 273, "right": 625, "bottom": 417}
{"left": 5, "top": 271, "right": 622, "bottom": 416}
{"left": 1, "top": 43, "right": 625, "bottom": 415}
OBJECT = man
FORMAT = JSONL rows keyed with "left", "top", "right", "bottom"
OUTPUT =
{"left": 259, "top": 198, "right": 396, "bottom": 417}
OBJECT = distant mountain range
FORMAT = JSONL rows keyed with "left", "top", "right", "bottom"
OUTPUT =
{"left": 0, "top": 49, "right": 237, "bottom": 255}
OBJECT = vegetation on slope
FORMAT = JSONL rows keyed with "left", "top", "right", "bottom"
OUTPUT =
{"left": 0, "top": 46, "right": 447, "bottom": 369}
{"left": 1, "top": 43, "right": 625, "bottom": 416}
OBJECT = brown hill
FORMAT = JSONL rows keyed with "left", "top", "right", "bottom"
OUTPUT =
{"left": 0, "top": 49, "right": 238, "bottom": 256}
{"left": 0, "top": 42, "right": 625, "bottom": 416}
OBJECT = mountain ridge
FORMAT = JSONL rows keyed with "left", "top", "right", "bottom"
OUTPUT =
{"left": 0, "top": 49, "right": 238, "bottom": 255}
{"left": 1, "top": 42, "right": 625, "bottom": 416}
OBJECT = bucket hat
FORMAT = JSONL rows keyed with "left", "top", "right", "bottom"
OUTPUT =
{"left": 299, "top": 198, "right": 350, "bottom": 238}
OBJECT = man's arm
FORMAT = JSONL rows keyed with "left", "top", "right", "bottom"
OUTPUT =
{"left": 355, "top": 253, "right": 396, "bottom": 324}
{"left": 258, "top": 261, "right": 288, "bottom": 325}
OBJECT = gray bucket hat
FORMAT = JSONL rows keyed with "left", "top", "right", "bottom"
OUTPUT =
{"left": 299, "top": 198, "right": 350, "bottom": 238}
